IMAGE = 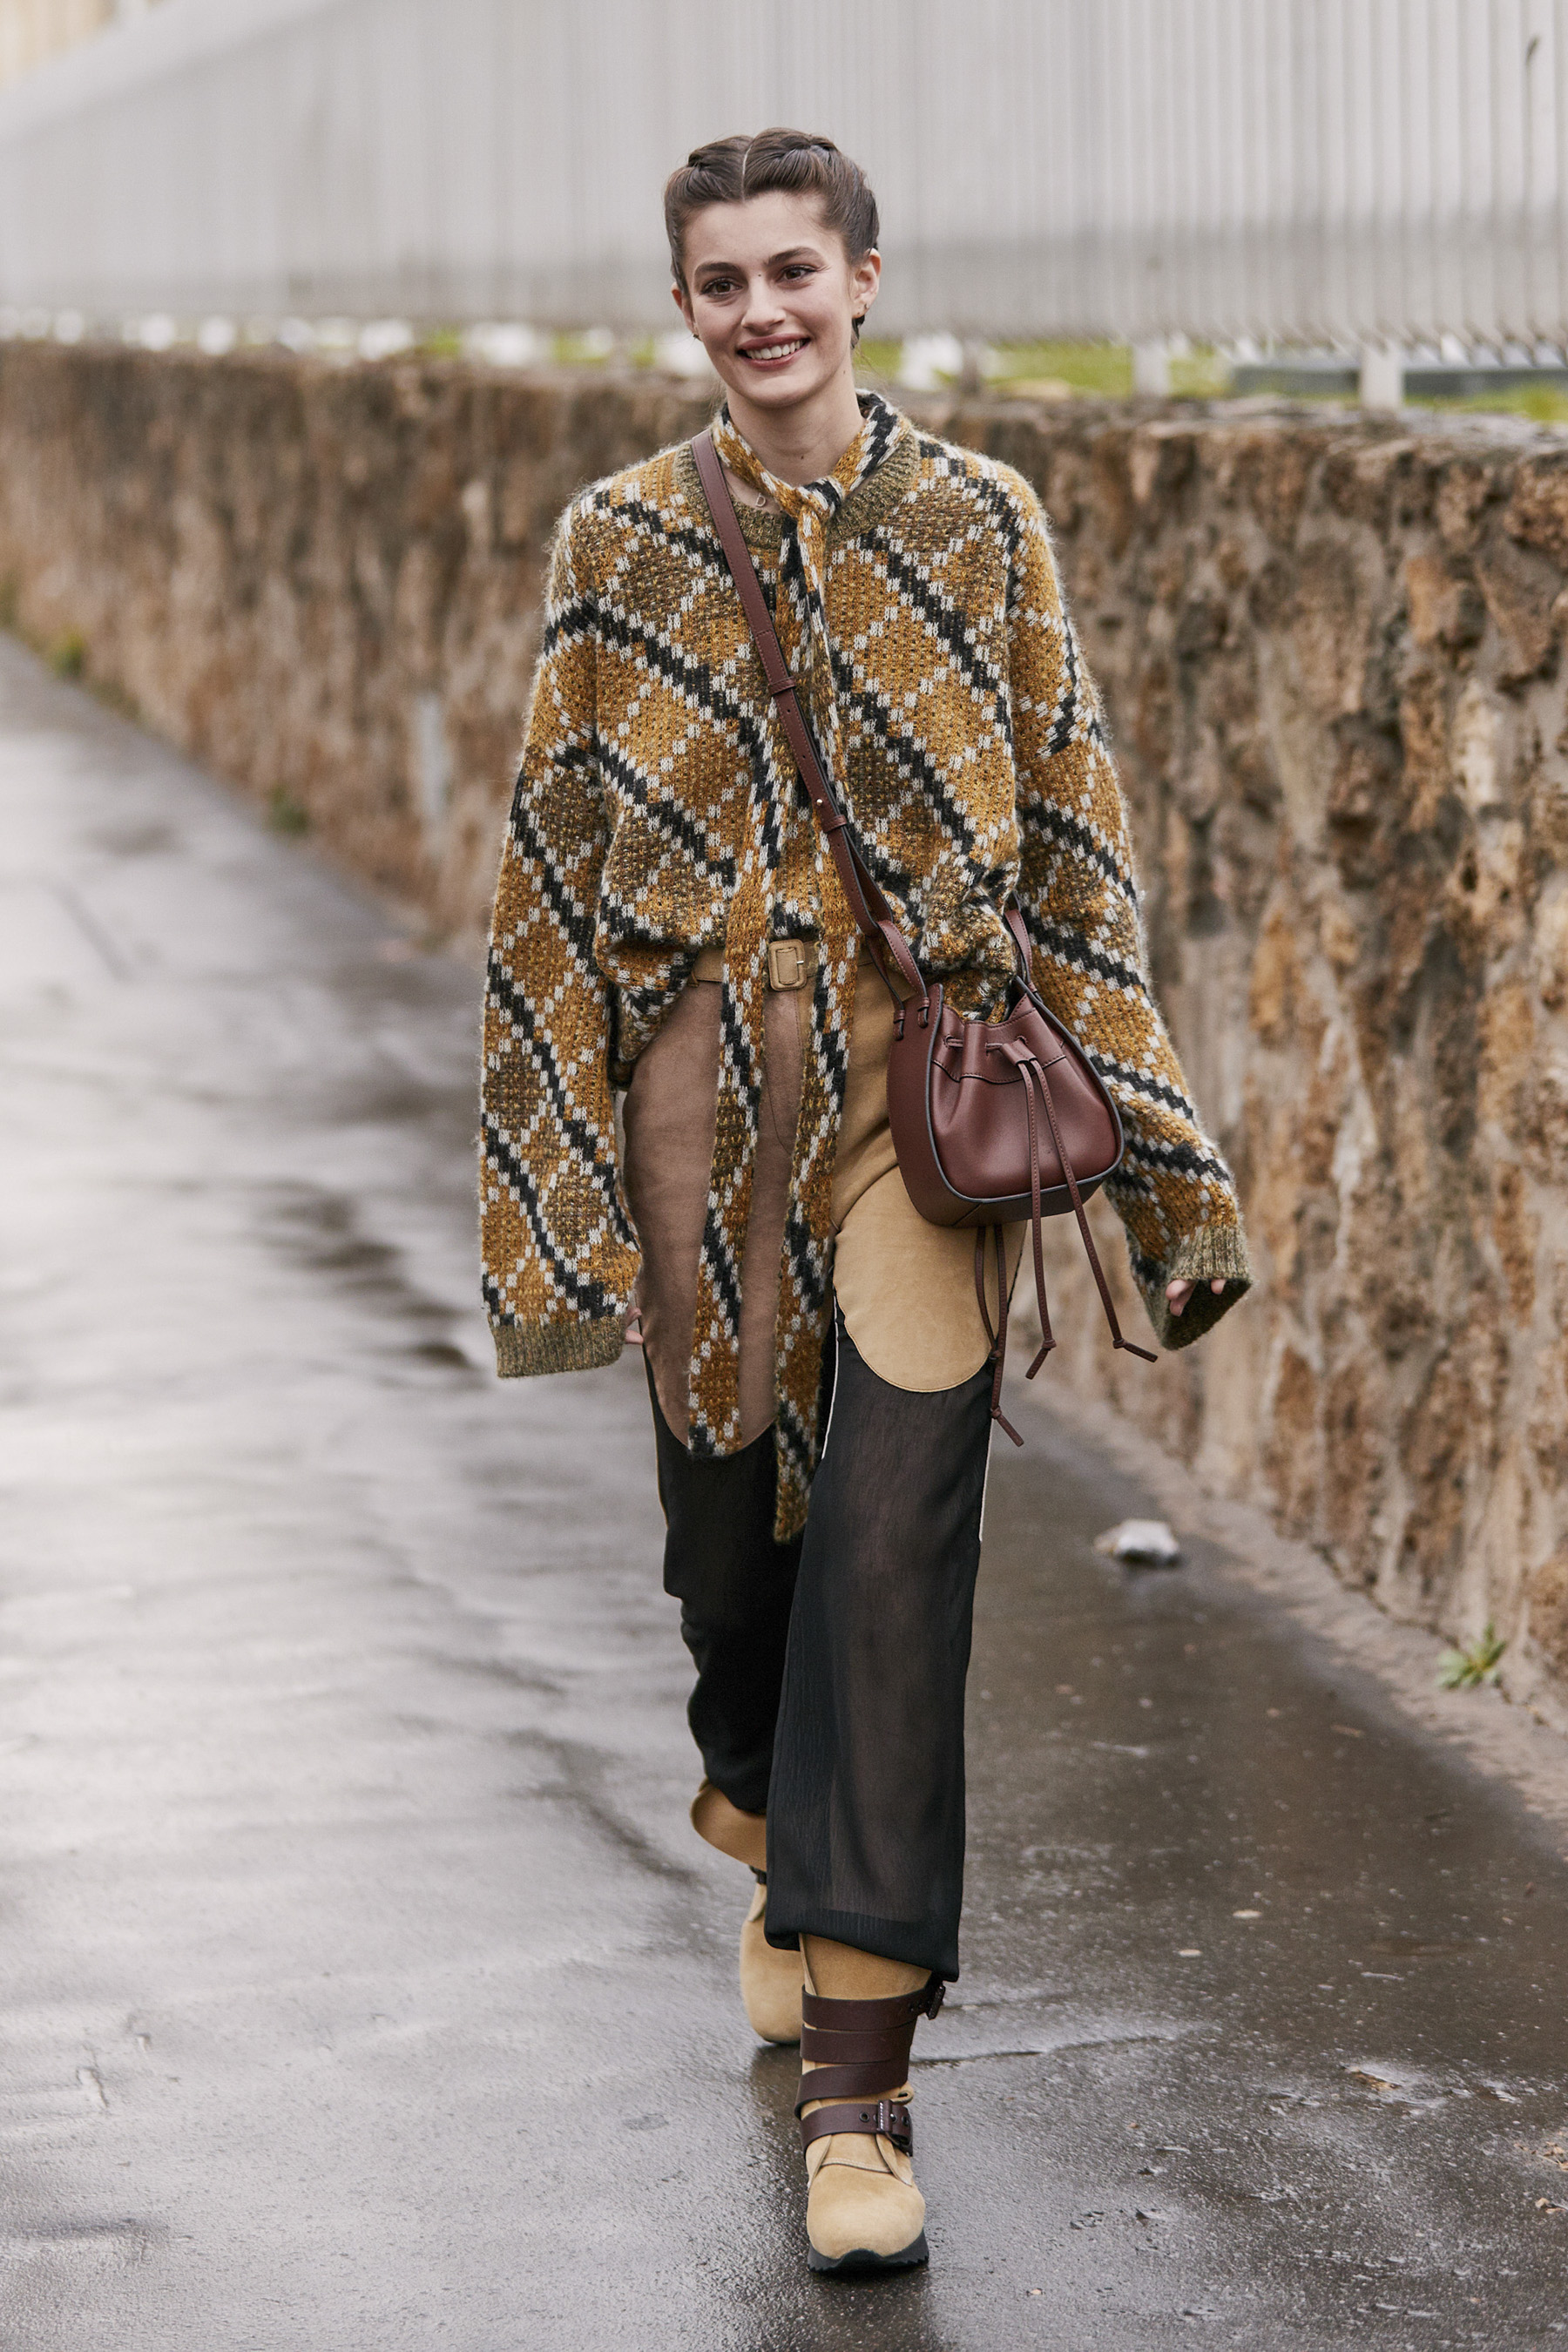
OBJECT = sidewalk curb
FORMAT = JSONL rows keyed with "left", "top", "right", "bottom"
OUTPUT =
{"left": 1020, "top": 1375, "right": 1568, "bottom": 1849}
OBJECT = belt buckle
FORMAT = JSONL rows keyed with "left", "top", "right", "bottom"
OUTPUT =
{"left": 767, "top": 938, "right": 808, "bottom": 991}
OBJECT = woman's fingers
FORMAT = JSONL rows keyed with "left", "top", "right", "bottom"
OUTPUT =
{"left": 1166, "top": 1276, "right": 1230, "bottom": 1317}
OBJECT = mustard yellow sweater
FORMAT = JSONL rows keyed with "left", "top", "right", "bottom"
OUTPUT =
{"left": 481, "top": 397, "right": 1248, "bottom": 1533}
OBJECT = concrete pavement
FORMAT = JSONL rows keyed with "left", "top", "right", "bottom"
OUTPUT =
{"left": 2, "top": 632, "right": 1565, "bottom": 2350}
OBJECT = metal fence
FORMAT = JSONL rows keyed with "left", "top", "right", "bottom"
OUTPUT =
{"left": 0, "top": 0, "right": 1565, "bottom": 348}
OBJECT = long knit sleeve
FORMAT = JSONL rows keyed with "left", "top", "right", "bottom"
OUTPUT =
{"left": 480, "top": 512, "right": 639, "bottom": 1375}
{"left": 1004, "top": 483, "right": 1251, "bottom": 1351}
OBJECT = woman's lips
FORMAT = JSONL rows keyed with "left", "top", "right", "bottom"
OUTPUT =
{"left": 739, "top": 337, "right": 808, "bottom": 368}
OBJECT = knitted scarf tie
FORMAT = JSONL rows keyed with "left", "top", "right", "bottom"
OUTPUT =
{"left": 686, "top": 392, "right": 908, "bottom": 1531}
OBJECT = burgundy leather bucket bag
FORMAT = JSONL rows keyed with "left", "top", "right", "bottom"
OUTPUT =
{"left": 692, "top": 430, "right": 1155, "bottom": 1441}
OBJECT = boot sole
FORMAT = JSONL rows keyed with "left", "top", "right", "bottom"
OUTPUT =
{"left": 808, "top": 2230, "right": 929, "bottom": 2275}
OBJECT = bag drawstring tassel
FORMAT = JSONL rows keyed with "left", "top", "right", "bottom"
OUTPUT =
{"left": 977, "top": 1046, "right": 1158, "bottom": 1427}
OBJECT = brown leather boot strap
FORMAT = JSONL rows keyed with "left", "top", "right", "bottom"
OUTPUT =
{"left": 795, "top": 1973, "right": 943, "bottom": 2135}
{"left": 800, "top": 1977, "right": 944, "bottom": 2038}
{"left": 799, "top": 2098, "right": 913, "bottom": 2156}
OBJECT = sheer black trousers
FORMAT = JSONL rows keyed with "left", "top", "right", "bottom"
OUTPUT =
{"left": 648, "top": 1321, "right": 993, "bottom": 1980}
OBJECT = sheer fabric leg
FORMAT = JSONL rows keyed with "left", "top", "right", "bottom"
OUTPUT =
{"left": 647, "top": 1359, "right": 801, "bottom": 1817}
{"left": 763, "top": 1322, "right": 993, "bottom": 1981}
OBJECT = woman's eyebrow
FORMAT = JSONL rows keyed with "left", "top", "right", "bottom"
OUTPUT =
{"left": 693, "top": 244, "right": 825, "bottom": 276}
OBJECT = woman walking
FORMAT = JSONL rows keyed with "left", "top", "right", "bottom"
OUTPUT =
{"left": 480, "top": 128, "right": 1248, "bottom": 2274}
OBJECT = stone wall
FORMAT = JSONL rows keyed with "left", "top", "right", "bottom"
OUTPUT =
{"left": 3, "top": 341, "right": 1566, "bottom": 1700}
{"left": 0, "top": 344, "right": 718, "bottom": 937}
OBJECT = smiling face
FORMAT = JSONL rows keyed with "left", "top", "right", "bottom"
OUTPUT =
{"left": 673, "top": 187, "right": 881, "bottom": 425}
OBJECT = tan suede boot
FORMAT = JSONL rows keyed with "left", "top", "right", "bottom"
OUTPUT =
{"left": 796, "top": 1937, "right": 943, "bottom": 2274}
{"left": 690, "top": 1781, "right": 802, "bottom": 2045}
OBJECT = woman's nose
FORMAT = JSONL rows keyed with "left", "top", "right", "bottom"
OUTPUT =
{"left": 740, "top": 279, "right": 787, "bottom": 331}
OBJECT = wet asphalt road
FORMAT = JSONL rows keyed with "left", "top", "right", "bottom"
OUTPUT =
{"left": 1, "top": 631, "right": 1566, "bottom": 2351}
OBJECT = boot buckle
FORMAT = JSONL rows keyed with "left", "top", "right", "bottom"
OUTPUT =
{"left": 867, "top": 2099, "right": 913, "bottom": 2153}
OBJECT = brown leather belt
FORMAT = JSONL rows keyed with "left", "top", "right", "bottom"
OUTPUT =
{"left": 692, "top": 942, "right": 817, "bottom": 991}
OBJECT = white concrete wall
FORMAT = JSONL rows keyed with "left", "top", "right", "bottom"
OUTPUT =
{"left": 1, "top": 0, "right": 1566, "bottom": 342}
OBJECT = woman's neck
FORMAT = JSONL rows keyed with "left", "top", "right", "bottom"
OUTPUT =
{"left": 727, "top": 368, "right": 865, "bottom": 487}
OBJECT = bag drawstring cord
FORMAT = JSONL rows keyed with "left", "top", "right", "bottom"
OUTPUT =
{"left": 974, "top": 1042, "right": 1158, "bottom": 1440}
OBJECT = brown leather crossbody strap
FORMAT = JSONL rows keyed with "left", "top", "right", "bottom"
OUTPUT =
{"left": 691, "top": 430, "right": 925, "bottom": 1007}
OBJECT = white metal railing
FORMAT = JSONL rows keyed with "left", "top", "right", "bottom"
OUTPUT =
{"left": 0, "top": 0, "right": 1565, "bottom": 348}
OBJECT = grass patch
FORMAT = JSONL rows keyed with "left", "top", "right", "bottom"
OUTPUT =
{"left": 1436, "top": 383, "right": 1568, "bottom": 426}
{"left": 89, "top": 676, "right": 140, "bottom": 724}
{"left": 1169, "top": 345, "right": 1233, "bottom": 398}
{"left": 48, "top": 628, "right": 86, "bottom": 679}
{"left": 989, "top": 341, "right": 1134, "bottom": 399}
{"left": 1437, "top": 1622, "right": 1506, "bottom": 1689}
{"left": 267, "top": 786, "right": 310, "bottom": 836}
{"left": 552, "top": 329, "right": 616, "bottom": 368}
{"left": 854, "top": 338, "right": 903, "bottom": 385}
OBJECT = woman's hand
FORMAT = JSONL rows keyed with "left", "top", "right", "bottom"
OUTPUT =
{"left": 1166, "top": 1277, "right": 1227, "bottom": 1317}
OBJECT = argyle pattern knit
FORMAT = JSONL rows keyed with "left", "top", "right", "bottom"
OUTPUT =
{"left": 481, "top": 393, "right": 1249, "bottom": 1537}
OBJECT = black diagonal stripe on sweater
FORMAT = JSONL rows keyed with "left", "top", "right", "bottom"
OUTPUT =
{"left": 1044, "top": 616, "right": 1082, "bottom": 756}
{"left": 503, "top": 795, "right": 600, "bottom": 959}
{"left": 486, "top": 969, "right": 620, "bottom": 1185}
{"left": 558, "top": 599, "right": 787, "bottom": 868}
{"left": 595, "top": 736, "right": 739, "bottom": 887}
{"left": 839, "top": 816, "right": 916, "bottom": 912}
{"left": 863, "top": 541, "right": 1010, "bottom": 729}
{"left": 1119, "top": 1132, "right": 1232, "bottom": 1184}
{"left": 687, "top": 976, "right": 760, "bottom": 1352}
{"left": 695, "top": 1203, "right": 744, "bottom": 1350}
{"left": 546, "top": 603, "right": 759, "bottom": 748}
{"left": 606, "top": 496, "right": 726, "bottom": 571}
{"left": 828, "top": 646, "right": 980, "bottom": 857}
{"left": 967, "top": 469, "right": 1028, "bottom": 571}
{"left": 1035, "top": 922, "right": 1153, "bottom": 1004}
{"left": 480, "top": 1112, "right": 623, "bottom": 1317}
{"left": 1106, "top": 1170, "right": 1159, "bottom": 1221}
{"left": 863, "top": 394, "right": 900, "bottom": 471}
{"left": 596, "top": 889, "right": 727, "bottom": 956}
{"left": 1085, "top": 1050, "right": 1200, "bottom": 1126}
{"left": 1018, "top": 800, "right": 1138, "bottom": 899}
{"left": 782, "top": 1204, "right": 832, "bottom": 1318}
{"left": 542, "top": 592, "right": 605, "bottom": 657}
{"left": 483, "top": 975, "right": 636, "bottom": 1247}
{"left": 774, "top": 1387, "right": 817, "bottom": 1485}
{"left": 1125, "top": 1238, "right": 1168, "bottom": 1288}
{"left": 716, "top": 965, "right": 762, "bottom": 1107}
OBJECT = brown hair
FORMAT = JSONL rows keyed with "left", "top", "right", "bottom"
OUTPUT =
{"left": 664, "top": 128, "right": 880, "bottom": 322}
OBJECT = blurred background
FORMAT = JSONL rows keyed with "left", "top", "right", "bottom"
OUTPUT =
{"left": 3, "top": 0, "right": 1568, "bottom": 414}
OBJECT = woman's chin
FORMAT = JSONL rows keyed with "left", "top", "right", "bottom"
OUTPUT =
{"left": 724, "top": 355, "right": 831, "bottom": 409}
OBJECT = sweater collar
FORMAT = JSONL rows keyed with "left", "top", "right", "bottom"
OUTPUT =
{"left": 678, "top": 403, "right": 918, "bottom": 556}
{"left": 707, "top": 390, "right": 908, "bottom": 531}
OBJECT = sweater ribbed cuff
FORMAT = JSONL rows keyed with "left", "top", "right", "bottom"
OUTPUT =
{"left": 1146, "top": 1222, "right": 1254, "bottom": 1353}
{"left": 491, "top": 1316, "right": 625, "bottom": 1379}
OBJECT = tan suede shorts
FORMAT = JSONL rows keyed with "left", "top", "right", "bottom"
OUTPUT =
{"left": 622, "top": 950, "right": 1021, "bottom": 1444}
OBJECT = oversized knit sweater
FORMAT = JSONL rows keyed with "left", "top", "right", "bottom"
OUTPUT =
{"left": 481, "top": 395, "right": 1249, "bottom": 1535}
